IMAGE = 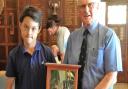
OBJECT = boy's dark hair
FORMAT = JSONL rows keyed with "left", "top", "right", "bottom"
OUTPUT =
{"left": 19, "top": 6, "right": 42, "bottom": 29}
{"left": 46, "top": 15, "right": 61, "bottom": 29}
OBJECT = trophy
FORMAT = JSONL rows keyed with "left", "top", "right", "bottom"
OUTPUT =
{"left": 49, "top": 0, "right": 60, "bottom": 15}
{"left": 0, "top": 0, "right": 4, "bottom": 15}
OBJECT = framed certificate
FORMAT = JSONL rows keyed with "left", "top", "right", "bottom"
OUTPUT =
{"left": 45, "top": 63, "right": 80, "bottom": 89}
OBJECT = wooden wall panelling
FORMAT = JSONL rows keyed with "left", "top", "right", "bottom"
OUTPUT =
{"left": 46, "top": 0, "right": 62, "bottom": 46}
{"left": 125, "top": 3, "right": 128, "bottom": 83}
{"left": 62, "top": 0, "right": 81, "bottom": 31}
{"left": 0, "top": 0, "right": 18, "bottom": 70}
{"left": 126, "top": 3, "right": 128, "bottom": 68}
{"left": 106, "top": 2, "right": 128, "bottom": 83}
{"left": 45, "top": 0, "right": 83, "bottom": 46}
{"left": 17, "top": 0, "right": 49, "bottom": 45}
{"left": 108, "top": 25, "right": 128, "bottom": 83}
{"left": 107, "top": 0, "right": 128, "bottom": 3}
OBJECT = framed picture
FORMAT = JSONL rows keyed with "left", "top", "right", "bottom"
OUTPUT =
{"left": 45, "top": 63, "right": 81, "bottom": 89}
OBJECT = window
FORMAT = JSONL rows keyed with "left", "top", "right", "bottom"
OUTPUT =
{"left": 108, "top": 5, "right": 127, "bottom": 24}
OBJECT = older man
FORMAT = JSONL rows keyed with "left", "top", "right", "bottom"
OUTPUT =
{"left": 63, "top": 0, "right": 123, "bottom": 89}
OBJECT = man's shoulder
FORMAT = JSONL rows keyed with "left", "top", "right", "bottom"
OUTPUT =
{"left": 60, "top": 26, "right": 68, "bottom": 30}
{"left": 59, "top": 26, "right": 70, "bottom": 32}
{"left": 98, "top": 23, "right": 119, "bottom": 42}
{"left": 99, "top": 23, "right": 115, "bottom": 36}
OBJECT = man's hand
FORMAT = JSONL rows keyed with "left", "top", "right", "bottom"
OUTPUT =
{"left": 51, "top": 45, "right": 59, "bottom": 57}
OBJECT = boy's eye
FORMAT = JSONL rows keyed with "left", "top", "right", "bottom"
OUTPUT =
{"left": 24, "top": 24, "right": 29, "bottom": 30}
{"left": 23, "top": 25, "right": 39, "bottom": 32}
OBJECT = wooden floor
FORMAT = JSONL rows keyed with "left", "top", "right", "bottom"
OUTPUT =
{"left": 114, "top": 83, "right": 128, "bottom": 89}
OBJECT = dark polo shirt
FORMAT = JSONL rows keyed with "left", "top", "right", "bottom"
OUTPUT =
{"left": 6, "top": 41, "right": 55, "bottom": 89}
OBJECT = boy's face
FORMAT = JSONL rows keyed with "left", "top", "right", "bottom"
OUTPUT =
{"left": 19, "top": 16, "right": 40, "bottom": 45}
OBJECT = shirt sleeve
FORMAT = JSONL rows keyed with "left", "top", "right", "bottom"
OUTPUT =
{"left": 104, "top": 30, "right": 123, "bottom": 73}
{"left": 6, "top": 53, "right": 16, "bottom": 77}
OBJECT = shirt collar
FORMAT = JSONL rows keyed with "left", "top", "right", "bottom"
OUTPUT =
{"left": 88, "top": 21, "right": 99, "bottom": 35}
{"left": 82, "top": 21, "right": 99, "bottom": 35}
{"left": 20, "top": 41, "right": 42, "bottom": 54}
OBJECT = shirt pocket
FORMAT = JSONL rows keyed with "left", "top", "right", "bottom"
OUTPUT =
{"left": 89, "top": 47, "right": 104, "bottom": 68}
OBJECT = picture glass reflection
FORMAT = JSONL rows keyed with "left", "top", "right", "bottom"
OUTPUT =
{"left": 50, "top": 70, "right": 75, "bottom": 89}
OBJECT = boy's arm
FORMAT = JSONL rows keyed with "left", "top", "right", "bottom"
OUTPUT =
{"left": 6, "top": 77, "right": 15, "bottom": 89}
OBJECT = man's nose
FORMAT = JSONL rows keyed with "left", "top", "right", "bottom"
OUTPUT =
{"left": 49, "top": 31, "right": 52, "bottom": 35}
{"left": 85, "top": 5, "right": 89, "bottom": 11}
{"left": 84, "top": 5, "right": 90, "bottom": 16}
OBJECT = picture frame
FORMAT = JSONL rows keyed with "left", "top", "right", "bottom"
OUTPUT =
{"left": 45, "top": 63, "right": 81, "bottom": 89}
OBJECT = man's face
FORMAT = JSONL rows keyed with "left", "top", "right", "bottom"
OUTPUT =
{"left": 79, "top": 1, "right": 99, "bottom": 26}
{"left": 19, "top": 16, "right": 40, "bottom": 45}
{"left": 47, "top": 26, "right": 57, "bottom": 36}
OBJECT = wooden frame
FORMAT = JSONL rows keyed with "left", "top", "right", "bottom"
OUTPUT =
{"left": 45, "top": 63, "right": 80, "bottom": 89}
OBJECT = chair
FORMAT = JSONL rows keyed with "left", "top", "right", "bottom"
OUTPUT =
{"left": 0, "top": 70, "right": 6, "bottom": 89}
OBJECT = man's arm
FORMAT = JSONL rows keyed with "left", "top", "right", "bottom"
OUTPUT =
{"left": 6, "top": 77, "right": 15, "bottom": 89}
{"left": 95, "top": 71, "right": 117, "bottom": 89}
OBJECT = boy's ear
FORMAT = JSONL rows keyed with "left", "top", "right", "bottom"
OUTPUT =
{"left": 19, "top": 22, "right": 21, "bottom": 29}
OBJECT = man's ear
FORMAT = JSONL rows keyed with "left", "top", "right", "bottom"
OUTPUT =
{"left": 38, "top": 28, "right": 41, "bottom": 34}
